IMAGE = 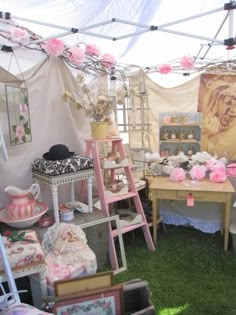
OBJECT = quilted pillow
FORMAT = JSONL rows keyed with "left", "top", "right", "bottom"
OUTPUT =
{"left": 32, "top": 154, "right": 94, "bottom": 176}
{"left": 0, "top": 230, "right": 45, "bottom": 272}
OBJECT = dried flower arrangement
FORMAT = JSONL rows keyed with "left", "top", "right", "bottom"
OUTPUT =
{"left": 62, "top": 74, "right": 115, "bottom": 122}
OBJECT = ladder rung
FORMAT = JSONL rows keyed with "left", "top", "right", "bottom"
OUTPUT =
{"left": 112, "top": 222, "right": 146, "bottom": 237}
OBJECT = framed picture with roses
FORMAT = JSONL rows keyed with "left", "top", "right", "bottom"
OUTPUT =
{"left": 52, "top": 284, "right": 123, "bottom": 315}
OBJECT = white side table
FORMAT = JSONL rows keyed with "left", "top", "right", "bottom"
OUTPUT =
{"left": 32, "top": 169, "right": 94, "bottom": 223}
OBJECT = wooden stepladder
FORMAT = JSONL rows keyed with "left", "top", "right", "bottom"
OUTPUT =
{"left": 84, "top": 138, "right": 155, "bottom": 270}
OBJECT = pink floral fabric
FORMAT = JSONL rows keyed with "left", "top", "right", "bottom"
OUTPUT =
{"left": 0, "top": 230, "right": 45, "bottom": 271}
{"left": 2, "top": 303, "right": 53, "bottom": 315}
{"left": 45, "top": 234, "right": 97, "bottom": 287}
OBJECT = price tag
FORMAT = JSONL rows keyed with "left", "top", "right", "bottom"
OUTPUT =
{"left": 187, "top": 193, "right": 194, "bottom": 207}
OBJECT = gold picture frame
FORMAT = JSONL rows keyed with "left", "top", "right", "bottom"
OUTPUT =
{"left": 54, "top": 271, "right": 114, "bottom": 297}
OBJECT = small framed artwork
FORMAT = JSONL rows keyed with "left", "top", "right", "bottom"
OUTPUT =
{"left": 52, "top": 284, "right": 124, "bottom": 315}
{"left": 5, "top": 85, "right": 32, "bottom": 145}
{"left": 54, "top": 271, "right": 114, "bottom": 297}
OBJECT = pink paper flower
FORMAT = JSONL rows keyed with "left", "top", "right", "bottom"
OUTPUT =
{"left": 100, "top": 53, "right": 116, "bottom": 68}
{"left": 85, "top": 44, "right": 100, "bottom": 56}
{"left": 43, "top": 38, "right": 65, "bottom": 57}
{"left": 205, "top": 159, "right": 226, "bottom": 173}
{"left": 15, "top": 125, "right": 25, "bottom": 140}
{"left": 226, "top": 163, "right": 236, "bottom": 177}
{"left": 162, "top": 116, "right": 171, "bottom": 124}
{"left": 209, "top": 170, "right": 227, "bottom": 183}
{"left": 180, "top": 55, "right": 194, "bottom": 69}
{"left": 169, "top": 167, "right": 186, "bottom": 182}
{"left": 10, "top": 27, "right": 29, "bottom": 44}
{"left": 212, "top": 161, "right": 226, "bottom": 173}
{"left": 189, "top": 165, "right": 206, "bottom": 180}
{"left": 68, "top": 46, "right": 86, "bottom": 65}
{"left": 157, "top": 64, "right": 172, "bottom": 74}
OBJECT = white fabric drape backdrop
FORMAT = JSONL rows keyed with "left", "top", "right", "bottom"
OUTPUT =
{"left": 0, "top": 57, "right": 91, "bottom": 208}
{"left": 0, "top": 60, "right": 235, "bottom": 233}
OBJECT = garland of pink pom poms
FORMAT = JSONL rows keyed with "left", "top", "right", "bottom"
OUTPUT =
{"left": 1, "top": 23, "right": 119, "bottom": 77}
{"left": 169, "top": 156, "right": 227, "bottom": 183}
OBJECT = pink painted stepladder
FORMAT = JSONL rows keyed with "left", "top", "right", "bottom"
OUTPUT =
{"left": 84, "top": 138, "right": 155, "bottom": 270}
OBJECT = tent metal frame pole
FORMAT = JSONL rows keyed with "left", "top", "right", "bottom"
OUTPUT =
{"left": 158, "top": 6, "right": 224, "bottom": 29}
{"left": 1, "top": 2, "right": 235, "bottom": 49}
{"left": 200, "top": 12, "right": 229, "bottom": 59}
{"left": 159, "top": 28, "right": 224, "bottom": 45}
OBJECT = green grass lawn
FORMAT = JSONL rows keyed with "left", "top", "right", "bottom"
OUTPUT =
{"left": 115, "top": 225, "right": 236, "bottom": 315}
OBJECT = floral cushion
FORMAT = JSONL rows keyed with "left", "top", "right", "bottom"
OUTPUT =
{"left": 32, "top": 154, "right": 94, "bottom": 176}
{"left": 2, "top": 303, "right": 53, "bottom": 315}
{"left": 0, "top": 230, "right": 45, "bottom": 272}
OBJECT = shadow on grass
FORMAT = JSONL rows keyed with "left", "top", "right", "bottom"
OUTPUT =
{"left": 115, "top": 225, "right": 236, "bottom": 315}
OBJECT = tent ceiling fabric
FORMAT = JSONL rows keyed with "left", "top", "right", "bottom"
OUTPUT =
{"left": 1, "top": 0, "right": 236, "bottom": 74}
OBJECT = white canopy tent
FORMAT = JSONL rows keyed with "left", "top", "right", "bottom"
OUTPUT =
{"left": 0, "top": 0, "right": 236, "bottom": 81}
{"left": 0, "top": 0, "right": 236, "bottom": 232}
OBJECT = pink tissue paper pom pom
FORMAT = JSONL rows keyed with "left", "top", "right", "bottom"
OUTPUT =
{"left": 10, "top": 27, "right": 29, "bottom": 44}
{"left": 209, "top": 170, "right": 227, "bottom": 183}
{"left": 157, "top": 64, "right": 172, "bottom": 74}
{"left": 169, "top": 167, "right": 186, "bottom": 182}
{"left": 212, "top": 161, "right": 226, "bottom": 173}
{"left": 226, "top": 163, "right": 236, "bottom": 177}
{"left": 205, "top": 158, "right": 217, "bottom": 171}
{"left": 68, "top": 46, "right": 86, "bottom": 65}
{"left": 85, "top": 44, "right": 100, "bottom": 56}
{"left": 189, "top": 165, "right": 206, "bottom": 180}
{"left": 43, "top": 38, "right": 65, "bottom": 57}
{"left": 100, "top": 53, "right": 116, "bottom": 68}
{"left": 180, "top": 55, "right": 194, "bottom": 70}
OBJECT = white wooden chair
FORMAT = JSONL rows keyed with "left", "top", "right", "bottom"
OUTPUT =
{"left": 0, "top": 234, "right": 21, "bottom": 309}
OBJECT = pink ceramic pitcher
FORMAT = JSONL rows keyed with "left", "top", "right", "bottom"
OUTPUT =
{"left": 4, "top": 184, "right": 40, "bottom": 219}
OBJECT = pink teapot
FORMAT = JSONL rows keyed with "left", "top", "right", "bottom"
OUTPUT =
{"left": 4, "top": 184, "right": 41, "bottom": 219}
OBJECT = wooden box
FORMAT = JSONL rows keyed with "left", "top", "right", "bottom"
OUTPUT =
{"left": 123, "top": 279, "right": 155, "bottom": 315}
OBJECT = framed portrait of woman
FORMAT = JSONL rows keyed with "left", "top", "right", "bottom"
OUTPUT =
{"left": 198, "top": 73, "right": 236, "bottom": 159}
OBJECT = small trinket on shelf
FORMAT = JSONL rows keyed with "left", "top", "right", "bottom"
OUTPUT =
{"left": 160, "top": 130, "right": 169, "bottom": 140}
{"left": 179, "top": 130, "right": 185, "bottom": 141}
{"left": 187, "top": 146, "right": 194, "bottom": 156}
{"left": 170, "top": 130, "right": 177, "bottom": 140}
{"left": 187, "top": 130, "right": 194, "bottom": 140}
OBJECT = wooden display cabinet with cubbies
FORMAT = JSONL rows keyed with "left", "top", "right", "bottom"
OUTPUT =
{"left": 159, "top": 112, "right": 202, "bottom": 157}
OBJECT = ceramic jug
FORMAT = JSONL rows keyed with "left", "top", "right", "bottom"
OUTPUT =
{"left": 4, "top": 183, "right": 40, "bottom": 219}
